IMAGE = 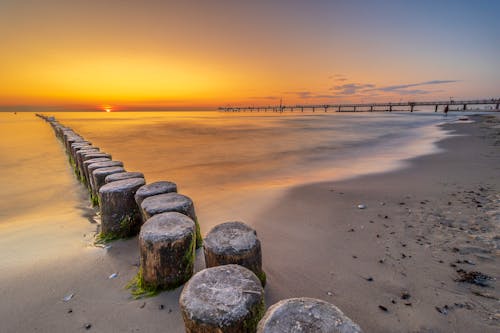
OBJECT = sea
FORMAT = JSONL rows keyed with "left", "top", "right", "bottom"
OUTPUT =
{"left": 0, "top": 110, "right": 458, "bottom": 271}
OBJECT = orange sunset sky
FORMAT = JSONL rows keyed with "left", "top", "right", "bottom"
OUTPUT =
{"left": 0, "top": 0, "right": 499, "bottom": 111}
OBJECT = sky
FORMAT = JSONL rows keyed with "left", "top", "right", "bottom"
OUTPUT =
{"left": 0, "top": 0, "right": 499, "bottom": 111}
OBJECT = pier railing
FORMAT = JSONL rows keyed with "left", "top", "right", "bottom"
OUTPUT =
{"left": 218, "top": 98, "right": 500, "bottom": 113}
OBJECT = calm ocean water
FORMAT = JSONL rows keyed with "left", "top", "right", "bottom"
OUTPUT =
{"left": 0, "top": 110, "right": 454, "bottom": 269}
{"left": 1, "top": 111, "right": 453, "bottom": 221}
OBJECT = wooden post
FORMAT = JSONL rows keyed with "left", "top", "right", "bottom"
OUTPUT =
{"left": 134, "top": 181, "right": 178, "bottom": 207}
{"left": 180, "top": 265, "right": 265, "bottom": 333}
{"left": 92, "top": 166, "right": 126, "bottom": 199}
{"left": 204, "top": 222, "right": 266, "bottom": 286}
{"left": 99, "top": 178, "right": 146, "bottom": 239}
{"left": 257, "top": 298, "right": 362, "bottom": 333}
{"left": 140, "top": 192, "right": 202, "bottom": 248}
{"left": 105, "top": 171, "right": 145, "bottom": 184}
{"left": 139, "top": 212, "right": 196, "bottom": 290}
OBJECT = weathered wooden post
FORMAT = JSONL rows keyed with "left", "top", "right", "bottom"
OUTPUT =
{"left": 257, "top": 298, "right": 362, "bottom": 333}
{"left": 88, "top": 161, "right": 124, "bottom": 204}
{"left": 105, "top": 171, "right": 145, "bottom": 184}
{"left": 92, "top": 166, "right": 126, "bottom": 203}
{"left": 204, "top": 221, "right": 266, "bottom": 286}
{"left": 138, "top": 212, "right": 196, "bottom": 290}
{"left": 179, "top": 265, "right": 265, "bottom": 333}
{"left": 82, "top": 156, "right": 111, "bottom": 186}
{"left": 82, "top": 152, "right": 111, "bottom": 186}
{"left": 75, "top": 149, "right": 101, "bottom": 182}
{"left": 140, "top": 192, "right": 202, "bottom": 248}
{"left": 134, "top": 181, "right": 177, "bottom": 206}
{"left": 98, "top": 178, "right": 146, "bottom": 240}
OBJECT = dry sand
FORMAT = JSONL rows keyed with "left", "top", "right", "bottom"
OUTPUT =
{"left": 1, "top": 114, "right": 498, "bottom": 332}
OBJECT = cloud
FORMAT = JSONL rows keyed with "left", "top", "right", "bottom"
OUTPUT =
{"left": 285, "top": 91, "right": 338, "bottom": 99}
{"left": 376, "top": 80, "right": 459, "bottom": 92}
{"left": 330, "top": 83, "right": 376, "bottom": 95}
{"left": 329, "top": 74, "right": 348, "bottom": 82}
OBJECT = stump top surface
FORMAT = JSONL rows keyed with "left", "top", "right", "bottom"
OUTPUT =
{"left": 88, "top": 160, "right": 123, "bottom": 170}
{"left": 93, "top": 166, "right": 125, "bottom": 176}
{"left": 105, "top": 172, "right": 144, "bottom": 183}
{"left": 141, "top": 193, "right": 192, "bottom": 212}
{"left": 257, "top": 298, "right": 362, "bottom": 333}
{"left": 77, "top": 148, "right": 99, "bottom": 155}
{"left": 82, "top": 153, "right": 110, "bottom": 161}
{"left": 140, "top": 212, "right": 195, "bottom": 242}
{"left": 71, "top": 142, "right": 91, "bottom": 148}
{"left": 135, "top": 181, "right": 177, "bottom": 197}
{"left": 83, "top": 157, "right": 110, "bottom": 166}
{"left": 204, "top": 222, "right": 258, "bottom": 254}
{"left": 100, "top": 177, "right": 146, "bottom": 194}
{"left": 180, "top": 265, "right": 263, "bottom": 326}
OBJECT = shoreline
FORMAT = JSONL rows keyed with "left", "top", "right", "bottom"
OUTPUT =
{"left": 254, "top": 114, "right": 499, "bottom": 332}
{"left": 1, "top": 114, "right": 498, "bottom": 332}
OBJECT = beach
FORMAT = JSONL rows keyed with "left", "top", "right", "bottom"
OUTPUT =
{"left": 0, "top": 113, "right": 498, "bottom": 332}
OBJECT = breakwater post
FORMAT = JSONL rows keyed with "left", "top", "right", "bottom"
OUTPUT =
{"left": 204, "top": 221, "right": 266, "bottom": 286}
{"left": 179, "top": 265, "right": 265, "bottom": 332}
{"left": 139, "top": 212, "right": 196, "bottom": 290}
{"left": 257, "top": 298, "right": 363, "bottom": 333}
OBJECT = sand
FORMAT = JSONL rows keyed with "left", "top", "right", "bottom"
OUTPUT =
{"left": 1, "top": 114, "right": 498, "bottom": 332}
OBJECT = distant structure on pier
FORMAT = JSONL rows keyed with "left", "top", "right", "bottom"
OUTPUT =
{"left": 219, "top": 98, "right": 500, "bottom": 113}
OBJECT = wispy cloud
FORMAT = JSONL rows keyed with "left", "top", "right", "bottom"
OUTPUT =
{"left": 376, "top": 80, "right": 459, "bottom": 93}
{"left": 330, "top": 83, "right": 376, "bottom": 95}
{"left": 285, "top": 91, "right": 337, "bottom": 99}
{"left": 328, "top": 79, "right": 459, "bottom": 97}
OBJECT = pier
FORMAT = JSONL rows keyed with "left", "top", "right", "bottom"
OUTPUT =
{"left": 219, "top": 98, "right": 500, "bottom": 113}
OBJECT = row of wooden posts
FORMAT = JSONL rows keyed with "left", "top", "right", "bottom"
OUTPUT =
{"left": 37, "top": 114, "right": 363, "bottom": 332}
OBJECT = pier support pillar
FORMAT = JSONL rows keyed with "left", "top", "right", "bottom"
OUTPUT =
{"left": 324, "top": 107, "right": 328, "bottom": 112}
{"left": 338, "top": 106, "right": 341, "bottom": 112}
{"left": 410, "top": 105, "right": 414, "bottom": 112}
{"left": 389, "top": 105, "right": 392, "bottom": 112}
{"left": 370, "top": 106, "right": 373, "bottom": 112}
{"left": 435, "top": 105, "right": 438, "bottom": 112}
{"left": 354, "top": 106, "right": 357, "bottom": 112}
{"left": 463, "top": 104, "right": 467, "bottom": 111}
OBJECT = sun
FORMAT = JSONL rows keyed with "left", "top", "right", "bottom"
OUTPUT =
{"left": 101, "top": 105, "right": 113, "bottom": 112}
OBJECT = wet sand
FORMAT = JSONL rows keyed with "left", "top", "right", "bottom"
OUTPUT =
{"left": 1, "top": 114, "right": 498, "bottom": 332}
